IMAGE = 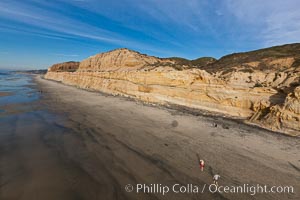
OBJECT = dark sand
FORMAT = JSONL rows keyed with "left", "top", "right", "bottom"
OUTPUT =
{"left": 0, "top": 76, "right": 299, "bottom": 200}
{"left": 0, "top": 92, "right": 13, "bottom": 97}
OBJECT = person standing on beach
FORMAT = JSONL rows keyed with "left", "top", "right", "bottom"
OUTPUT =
{"left": 213, "top": 174, "right": 221, "bottom": 186}
{"left": 199, "top": 160, "right": 205, "bottom": 171}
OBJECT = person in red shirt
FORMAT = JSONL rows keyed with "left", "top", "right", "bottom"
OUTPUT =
{"left": 199, "top": 159, "right": 205, "bottom": 171}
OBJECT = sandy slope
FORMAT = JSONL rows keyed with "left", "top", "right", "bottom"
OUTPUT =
{"left": 1, "top": 76, "right": 299, "bottom": 200}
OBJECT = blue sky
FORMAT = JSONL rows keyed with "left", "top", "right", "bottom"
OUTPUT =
{"left": 0, "top": 0, "right": 300, "bottom": 69}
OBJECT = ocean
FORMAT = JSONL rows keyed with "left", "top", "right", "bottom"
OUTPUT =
{"left": 0, "top": 71, "right": 40, "bottom": 107}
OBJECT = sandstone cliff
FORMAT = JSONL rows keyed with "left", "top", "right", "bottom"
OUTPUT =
{"left": 45, "top": 45, "right": 300, "bottom": 136}
{"left": 48, "top": 61, "right": 80, "bottom": 72}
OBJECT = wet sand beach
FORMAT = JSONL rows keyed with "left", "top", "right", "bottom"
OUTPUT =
{"left": 0, "top": 75, "right": 299, "bottom": 200}
{"left": 0, "top": 92, "right": 13, "bottom": 97}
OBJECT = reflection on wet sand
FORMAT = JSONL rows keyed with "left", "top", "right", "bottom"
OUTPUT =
{"left": 0, "top": 92, "right": 13, "bottom": 97}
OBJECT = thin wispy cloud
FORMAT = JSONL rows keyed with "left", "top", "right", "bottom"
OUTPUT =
{"left": 0, "top": 0, "right": 173, "bottom": 55}
{"left": 0, "top": 0, "right": 299, "bottom": 69}
{"left": 225, "top": 0, "right": 300, "bottom": 47}
{"left": 0, "top": 1, "right": 123, "bottom": 43}
{"left": 0, "top": 24, "right": 73, "bottom": 41}
{"left": 53, "top": 53, "right": 79, "bottom": 57}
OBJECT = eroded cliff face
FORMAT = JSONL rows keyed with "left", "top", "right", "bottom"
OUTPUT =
{"left": 45, "top": 45, "right": 300, "bottom": 136}
{"left": 48, "top": 61, "right": 80, "bottom": 72}
{"left": 250, "top": 86, "right": 300, "bottom": 135}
